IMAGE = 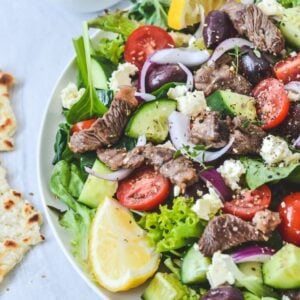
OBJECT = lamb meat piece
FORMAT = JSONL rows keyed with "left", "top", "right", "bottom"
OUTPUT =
{"left": 69, "top": 86, "right": 138, "bottom": 153}
{"left": 191, "top": 112, "right": 230, "bottom": 148}
{"left": 96, "top": 148, "right": 127, "bottom": 170}
{"left": 199, "top": 214, "right": 270, "bottom": 257}
{"left": 194, "top": 64, "right": 252, "bottom": 96}
{"left": 221, "top": 2, "right": 285, "bottom": 54}
{"left": 122, "top": 146, "right": 145, "bottom": 169}
{"left": 96, "top": 144, "right": 198, "bottom": 189}
{"left": 143, "top": 144, "right": 175, "bottom": 169}
{"left": 160, "top": 156, "right": 198, "bottom": 190}
{"left": 229, "top": 116, "right": 266, "bottom": 155}
{"left": 252, "top": 209, "right": 281, "bottom": 234}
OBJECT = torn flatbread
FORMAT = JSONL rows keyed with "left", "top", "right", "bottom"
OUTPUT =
{"left": 0, "top": 165, "right": 43, "bottom": 282}
{"left": 0, "top": 72, "right": 17, "bottom": 151}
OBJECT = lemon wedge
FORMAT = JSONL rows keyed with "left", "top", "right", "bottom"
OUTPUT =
{"left": 168, "top": 0, "right": 203, "bottom": 30}
{"left": 89, "top": 197, "right": 160, "bottom": 292}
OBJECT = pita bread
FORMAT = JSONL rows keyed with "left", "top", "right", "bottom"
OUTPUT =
{"left": 0, "top": 72, "right": 17, "bottom": 151}
{"left": 0, "top": 165, "right": 43, "bottom": 282}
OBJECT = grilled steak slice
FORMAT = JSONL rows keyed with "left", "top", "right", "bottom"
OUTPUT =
{"left": 96, "top": 144, "right": 198, "bottom": 189}
{"left": 221, "top": 2, "right": 284, "bottom": 54}
{"left": 199, "top": 213, "right": 274, "bottom": 256}
{"left": 143, "top": 144, "right": 174, "bottom": 169}
{"left": 194, "top": 64, "right": 251, "bottom": 96}
{"left": 160, "top": 156, "right": 198, "bottom": 190}
{"left": 191, "top": 112, "right": 230, "bottom": 148}
{"left": 230, "top": 116, "right": 266, "bottom": 155}
{"left": 69, "top": 87, "right": 138, "bottom": 153}
{"left": 96, "top": 148, "right": 127, "bottom": 170}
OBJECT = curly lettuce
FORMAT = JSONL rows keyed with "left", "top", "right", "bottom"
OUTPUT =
{"left": 139, "top": 197, "right": 205, "bottom": 252}
{"left": 278, "top": 0, "right": 300, "bottom": 7}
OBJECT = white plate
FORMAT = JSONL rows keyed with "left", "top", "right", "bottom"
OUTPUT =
{"left": 37, "top": 30, "right": 148, "bottom": 300}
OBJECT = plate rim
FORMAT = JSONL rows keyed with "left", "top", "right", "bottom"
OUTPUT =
{"left": 36, "top": 31, "right": 111, "bottom": 300}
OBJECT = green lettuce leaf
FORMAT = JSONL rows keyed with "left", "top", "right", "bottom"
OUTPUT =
{"left": 96, "top": 36, "right": 125, "bottom": 65}
{"left": 278, "top": 0, "right": 300, "bottom": 7}
{"left": 88, "top": 11, "right": 139, "bottom": 37}
{"left": 67, "top": 27, "right": 107, "bottom": 124}
{"left": 50, "top": 160, "right": 95, "bottom": 265}
{"left": 242, "top": 158, "right": 300, "bottom": 190}
{"left": 52, "top": 123, "right": 73, "bottom": 165}
{"left": 139, "top": 197, "right": 205, "bottom": 252}
{"left": 129, "top": 0, "right": 170, "bottom": 29}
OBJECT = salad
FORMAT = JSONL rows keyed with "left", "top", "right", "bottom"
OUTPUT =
{"left": 49, "top": 0, "right": 300, "bottom": 299}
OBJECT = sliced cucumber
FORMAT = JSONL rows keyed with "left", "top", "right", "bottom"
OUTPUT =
{"left": 263, "top": 243, "right": 300, "bottom": 289}
{"left": 78, "top": 159, "right": 118, "bottom": 208}
{"left": 125, "top": 99, "right": 177, "bottom": 143}
{"left": 91, "top": 58, "right": 108, "bottom": 89}
{"left": 280, "top": 7, "right": 300, "bottom": 50}
{"left": 181, "top": 245, "right": 211, "bottom": 284}
{"left": 206, "top": 90, "right": 257, "bottom": 120}
{"left": 142, "top": 273, "right": 193, "bottom": 300}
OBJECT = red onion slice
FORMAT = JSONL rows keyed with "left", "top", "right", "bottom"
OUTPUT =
{"left": 207, "top": 38, "right": 254, "bottom": 66}
{"left": 135, "top": 92, "right": 156, "bottom": 102}
{"left": 150, "top": 48, "right": 210, "bottom": 67}
{"left": 284, "top": 81, "right": 300, "bottom": 94}
{"left": 84, "top": 167, "right": 132, "bottom": 181}
{"left": 169, "top": 111, "right": 234, "bottom": 163}
{"left": 231, "top": 245, "right": 275, "bottom": 263}
{"left": 293, "top": 135, "right": 300, "bottom": 149}
{"left": 178, "top": 63, "right": 194, "bottom": 91}
{"left": 199, "top": 168, "right": 232, "bottom": 201}
{"left": 85, "top": 135, "right": 147, "bottom": 181}
{"left": 139, "top": 59, "right": 152, "bottom": 93}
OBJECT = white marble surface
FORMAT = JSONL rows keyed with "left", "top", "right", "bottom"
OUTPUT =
{"left": 0, "top": 0, "right": 129, "bottom": 299}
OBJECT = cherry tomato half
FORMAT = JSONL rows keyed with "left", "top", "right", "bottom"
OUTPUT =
{"left": 274, "top": 52, "right": 300, "bottom": 84}
{"left": 223, "top": 185, "right": 272, "bottom": 221}
{"left": 71, "top": 119, "right": 97, "bottom": 134}
{"left": 278, "top": 192, "right": 300, "bottom": 246}
{"left": 116, "top": 167, "right": 171, "bottom": 211}
{"left": 253, "top": 78, "right": 290, "bottom": 129}
{"left": 124, "top": 25, "right": 175, "bottom": 70}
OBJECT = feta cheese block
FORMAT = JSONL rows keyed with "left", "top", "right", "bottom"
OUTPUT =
{"left": 0, "top": 164, "right": 43, "bottom": 282}
{"left": 0, "top": 72, "right": 17, "bottom": 151}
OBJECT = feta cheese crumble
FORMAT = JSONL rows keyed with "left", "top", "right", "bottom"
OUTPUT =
{"left": 217, "top": 159, "right": 246, "bottom": 191}
{"left": 167, "top": 86, "right": 207, "bottom": 117}
{"left": 207, "top": 252, "right": 236, "bottom": 288}
{"left": 260, "top": 135, "right": 300, "bottom": 166}
{"left": 109, "top": 62, "right": 138, "bottom": 91}
{"left": 192, "top": 187, "right": 223, "bottom": 221}
{"left": 61, "top": 82, "right": 85, "bottom": 109}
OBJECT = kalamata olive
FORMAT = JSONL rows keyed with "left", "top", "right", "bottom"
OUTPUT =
{"left": 238, "top": 47, "right": 272, "bottom": 85}
{"left": 201, "top": 286, "right": 244, "bottom": 300}
{"left": 277, "top": 103, "right": 300, "bottom": 139}
{"left": 203, "top": 11, "right": 237, "bottom": 49}
{"left": 145, "top": 63, "right": 187, "bottom": 92}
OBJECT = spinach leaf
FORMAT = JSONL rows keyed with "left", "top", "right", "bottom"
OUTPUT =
{"left": 96, "top": 35, "right": 125, "bottom": 65}
{"left": 114, "top": 135, "right": 137, "bottom": 150}
{"left": 242, "top": 158, "right": 300, "bottom": 189}
{"left": 152, "top": 82, "right": 183, "bottom": 99}
{"left": 129, "top": 0, "right": 170, "bottom": 29}
{"left": 50, "top": 160, "right": 95, "bottom": 265}
{"left": 79, "top": 152, "right": 97, "bottom": 180}
{"left": 52, "top": 123, "right": 73, "bottom": 165}
{"left": 96, "top": 89, "right": 114, "bottom": 107}
{"left": 67, "top": 29, "right": 107, "bottom": 124}
{"left": 88, "top": 11, "right": 139, "bottom": 37}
